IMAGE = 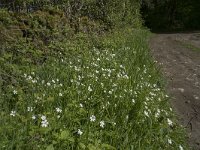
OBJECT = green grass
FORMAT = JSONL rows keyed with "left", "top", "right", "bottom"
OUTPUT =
{"left": 176, "top": 40, "right": 200, "bottom": 52}
{"left": 0, "top": 29, "right": 188, "bottom": 150}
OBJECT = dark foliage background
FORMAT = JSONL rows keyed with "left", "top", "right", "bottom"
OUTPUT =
{"left": 0, "top": 0, "right": 142, "bottom": 31}
{"left": 141, "top": 0, "right": 200, "bottom": 31}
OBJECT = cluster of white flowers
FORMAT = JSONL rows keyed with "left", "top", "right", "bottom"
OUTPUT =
{"left": 24, "top": 73, "right": 63, "bottom": 91}
{"left": 27, "top": 107, "right": 33, "bottom": 112}
{"left": 6, "top": 46, "right": 185, "bottom": 149}
{"left": 155, "top": 109, "right": 161, "bottom": 118}
{"left": 56, "top": 107, "right": 62, "bottom": 113}
{"left": 24, "top": 73, "right": 38, "bottom": 84}
{"left": 41, "top": 115, "right": 49, "bottom": 127}
{"left": 10, "top": 110, "right": 16, "bottom": 117}
{"left": 56, "top": 108, "right": 62, "bottom": 119}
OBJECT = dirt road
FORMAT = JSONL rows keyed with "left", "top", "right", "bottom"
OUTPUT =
{"left": 150, "top": 33, "right": 200, "bottom": 150}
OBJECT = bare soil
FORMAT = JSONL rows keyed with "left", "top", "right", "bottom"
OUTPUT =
{"left": 150, "top": 33, "right": 200, "bottom": 150}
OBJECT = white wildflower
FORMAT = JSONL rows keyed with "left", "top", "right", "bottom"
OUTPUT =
{"left": 100, "top": 121, "right": 105, "bottom": 128}
{"left": 56, "top": 108, "right": 62, "bottom": 113}
{"left": 32, "top": 115, "right": 36, "bottom": 120}
{"left": 77, "top": 129, "right": 83, "bottom": 135}
{"left": 13, "top": 90, "right": 17, "bottom": 95}
{"left": 24, "top": 73, "right": 27, "bottom": 78}
{"left": 113, "top": 122, "right": 116, "bottom": 126}
{"left": 27, "top": 107, "right": 33, "bottom": 112}
{"left": 59, "top": 93, "right": 63, "bottom": 97}
{"left": 144, "top": 110, "right": 149, "bottom": 117}
{"left": 32, "top": 79, "right": 37, "bottom": 83}
{"left": 88, "top": 86, "right": 92, "bottom": 92}
{"left": 90, "top": 115, "right": 96, "bottom": 122}
{"left": 80, "top": 103, "right": 83, "bottom": 108}
{"left": 155, "top": 112, "right": 159, "bottom": 118}
{"left": 179, "top": 145, "right": 184, "bottom": 150}
{"left": 167, "top": 118, "right": 173, "bottom": 126}
{"left": 41, "top": 120, "right": 49, "bottom": 127}
{"left": 168, "top": 139, "right": 172, "bottom": 144}
{"left": 10, "top": 110, "right": 16, "bottom": 116}
{"left": 28, "top": 75, "right": 32, "bottom": 80}
{"left": 41, "top": 115, "right": 46, "bottom": 120}
{"left": 124, "top": 75, "right": 129, "bottom": 79}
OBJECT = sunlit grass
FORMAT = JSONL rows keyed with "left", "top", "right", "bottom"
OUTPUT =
{"left": 0, "top": 29, "right": 187, "bottom": 150}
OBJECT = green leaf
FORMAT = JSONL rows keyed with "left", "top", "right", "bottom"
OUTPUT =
{"left": 47, "top": 96, "right": 54, "bottom": 102}
{"left": 101, "top": 144, "right": 116, "bottom": 150}
{"left": 79, "top": 143, "right": 86, "bottom": 149}
{"left": 88, "top": 144, "right": 98, "bottom": 150}
{"left": 68, "top": 137, "right": 75, "bottom": 143}
{"left": 46, "top": 144, "right": 54, "bottom": 150}
{"left": 60, "top": 130, "right": 70, "bottom": 140}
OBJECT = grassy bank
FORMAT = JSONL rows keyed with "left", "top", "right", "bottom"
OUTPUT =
{"left": 0, "top": 28, "right": 187, "bottom": 149}
{"left": 0, "top": 5, "right": 188, "bottom": 149}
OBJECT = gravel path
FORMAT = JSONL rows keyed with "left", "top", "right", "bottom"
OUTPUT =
{"left": 150, "top": 33, "right": 200, "bottom": 150}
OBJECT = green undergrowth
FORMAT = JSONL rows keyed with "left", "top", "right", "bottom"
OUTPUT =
{"left": 0, "top": 8, "right": 188, "bottom": 150}
{"left": 0, "top": 28, "right": 188, "bottom": 149}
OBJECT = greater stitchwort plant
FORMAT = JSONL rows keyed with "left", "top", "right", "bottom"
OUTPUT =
{"left": 0, "top": 30, "right": 187, "bottom": 149}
